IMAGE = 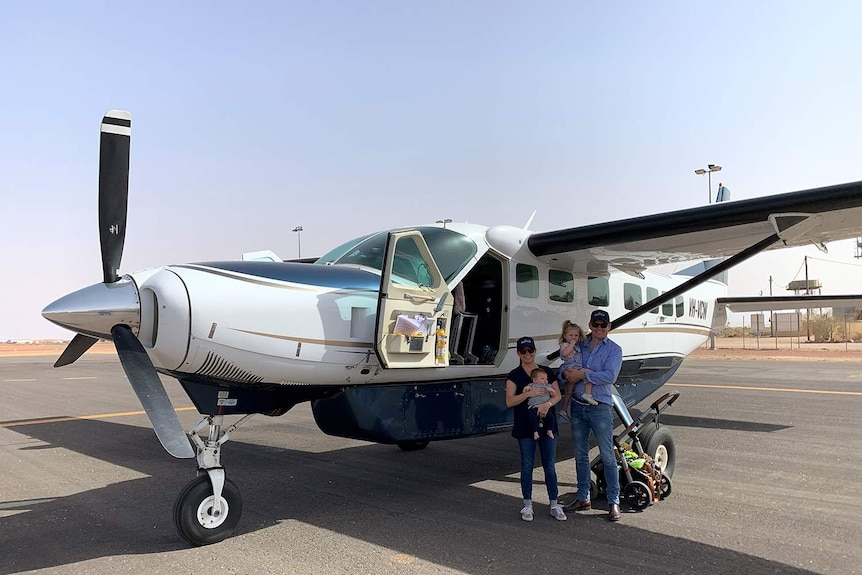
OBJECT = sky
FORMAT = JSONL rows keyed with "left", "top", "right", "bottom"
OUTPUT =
{"left": 2, "top": 1, "right": 862, "bottom": 340}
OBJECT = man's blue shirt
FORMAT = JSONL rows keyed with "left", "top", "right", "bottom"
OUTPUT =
{"left": 572, "top": 335, "right": 623, "bottom": 405}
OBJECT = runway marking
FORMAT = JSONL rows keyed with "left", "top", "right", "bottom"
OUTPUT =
{"left": 0, "top": 407, "right": 198, "bottom": 428}
{"left": 669, "top": 382, "right": 862, "bottom": 396}
{"left": 3, "top": 378, "right": 37, "bottom": 382}
{"left": 0, "top": 498, "right": 57, "bottom": 510}
{"left": 61, "top": 377, "right": 97, "bottom": 381}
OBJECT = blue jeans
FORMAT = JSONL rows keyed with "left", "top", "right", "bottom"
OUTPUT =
{"left": 517, "top": 435, "right": 559, "bottom": 504}
{"left": 570, "top": 402, "right": 620, "bottom": 505}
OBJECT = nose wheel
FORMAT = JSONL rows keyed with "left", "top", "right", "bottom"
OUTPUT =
{"left": 174, "top": 474, "right": 243, "bottom": 546}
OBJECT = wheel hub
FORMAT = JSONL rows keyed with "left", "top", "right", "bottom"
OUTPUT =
{"left": 197, "top": 495, "right": 230, "bottom": 529}
{"left": 653, "top": 444, "right": 668, "bottom": 472}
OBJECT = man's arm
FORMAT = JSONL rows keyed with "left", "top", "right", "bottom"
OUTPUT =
{"left": 584, "top": 343, "right": 623, "bottom": 387}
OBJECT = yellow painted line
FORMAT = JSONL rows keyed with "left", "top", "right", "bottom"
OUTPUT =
{"left": 61, "top": 377, "right": 97, "bottom": 381}
{"left": 0, "top": 406, "right": 198, "bottom": 428}
{"left": 669, "top": 382, "right": 862, "bottom": 396}
{"left": 3, "top": 379, "right": 36, "bottom": 382}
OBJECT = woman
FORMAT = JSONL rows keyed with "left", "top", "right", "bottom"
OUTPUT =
{"left": 505, "top": 336, "right": 567, "bottom": 522}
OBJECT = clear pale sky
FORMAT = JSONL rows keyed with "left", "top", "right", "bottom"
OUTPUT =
{"left": 3, "top": 1, "right": 862, "bottom": 340}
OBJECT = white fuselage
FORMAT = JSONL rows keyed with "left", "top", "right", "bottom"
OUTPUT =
{"left": 123, "top": 222, "right": 726, "bottom": 388}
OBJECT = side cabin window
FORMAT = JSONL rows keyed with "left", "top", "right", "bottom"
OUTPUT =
{"left": 662, "top": 293, "right": 673, "bottom": 316}
{"left": 587, "top": 276, "right": 609, "bottom": 307}
{"left": 675, "top": 295, "right": 684, "bottom": 317}
{"left": 549, "top": 269, "right": 574, "bottom": 303}
{"left": 516, "top": 264, "right": 539, "bottom": 298}
{"left": 647, "top": 287, "right": 659, "bottom": 314}
{"left": 623, "top": 283, "right": 643, "bottom": 311}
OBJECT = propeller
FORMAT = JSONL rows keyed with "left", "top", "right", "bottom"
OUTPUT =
{"left": 47, "top": 111, "right": 194, "bottom": 459}
{"left": 54, "top": 333, "right": 99, "bottom": 367}
{"left": 98, "top": 110, "right": 131, "bottom": 284}
{"left": 112, "top": 325, "right": 194, "bottom": 458}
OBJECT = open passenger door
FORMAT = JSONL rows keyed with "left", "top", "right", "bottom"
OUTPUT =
{"left": 374, "top": 230, "right": 453, "bottom": 368}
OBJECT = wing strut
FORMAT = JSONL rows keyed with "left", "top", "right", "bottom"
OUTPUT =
{"left": 610, "top": 233, "right": 781, "bottom": 331}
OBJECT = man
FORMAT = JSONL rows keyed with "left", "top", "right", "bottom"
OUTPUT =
{"left": 562, "top": 309, "right": 623, "bottom": 521}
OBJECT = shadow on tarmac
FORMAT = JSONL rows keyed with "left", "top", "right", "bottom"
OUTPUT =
{"left": 658, "top": 413, "right": 792, "bottom": 433}
{"left": 0, "top": 417, "right": 818, "bottom": 575}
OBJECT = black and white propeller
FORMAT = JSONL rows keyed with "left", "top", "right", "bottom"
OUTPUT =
{"left": 44, "top": 111, "right": 194, "bottom": 459}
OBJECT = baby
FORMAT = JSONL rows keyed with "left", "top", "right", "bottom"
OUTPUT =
{"left": 525, "top": 368, "right": 557, "bottom": 439}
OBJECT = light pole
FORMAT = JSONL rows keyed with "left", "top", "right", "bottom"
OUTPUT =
{"left": 292, "top": 226, "right": 303, "bottom": 258}
{"left": 694, "top": 164, "right": 722, "bottom": 204}
{"left": 436, "top": 218, "right": 452, "bottom": 229}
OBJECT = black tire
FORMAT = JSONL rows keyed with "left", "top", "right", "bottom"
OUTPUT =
{"left": 589, "top": 479, "right": 598, "bottom": 501}
{"left": 637, "top": 425, "right": 676, "bottom": 478}
{"left": 396, "top": 440, "right": 430, "bottom": 452}
{"left": 174, "top": 475, "right": 243, "bottom": 546}
{"left": 658, "top": 473, "right": 673, "bottom": 500}
{"left": 623, "top": 480, "right": 652, "bottom": 511}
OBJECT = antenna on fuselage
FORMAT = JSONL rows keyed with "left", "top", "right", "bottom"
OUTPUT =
{"left": 522, "top": 210, "right": 537, "bottom": 230}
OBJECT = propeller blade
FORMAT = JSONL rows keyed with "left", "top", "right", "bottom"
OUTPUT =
{"left": 111, "top": 324, "right": 195, "bottom": 459}
{"left": 99, "top": 110, "right": 131, "bottom": 284}
{"left": 54, "top": 334, "right": 99, "bottom": 367}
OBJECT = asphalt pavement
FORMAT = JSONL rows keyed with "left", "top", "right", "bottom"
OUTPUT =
{"left": 1, "top": 354, "right": 860, "bottom": 575}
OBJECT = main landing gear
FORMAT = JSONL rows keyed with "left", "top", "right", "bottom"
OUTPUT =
{"left": 174, "top": 414, "right": 254, "bottom": 546}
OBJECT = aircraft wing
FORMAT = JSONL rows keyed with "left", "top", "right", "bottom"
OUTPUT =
{"left": 527, "top": 180, "right": 862, "bottom": 274}
{"left": 717, "top": 295, "right": 862, "bottom": 313}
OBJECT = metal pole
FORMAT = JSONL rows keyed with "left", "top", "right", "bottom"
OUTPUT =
{"left": 770, "top": 275, "right": 778, "bottom": 349}
{"left": 708, "top": 171, "right": 712, "bottom": 204}
{"left": 805, "top": 256, "right": 810, "bottom": 341}
{"left": 292, "top": 226, "right": 303, "bottom": 259}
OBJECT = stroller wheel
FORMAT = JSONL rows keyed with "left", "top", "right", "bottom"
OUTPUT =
{"left": 658, "top": 474, "right": 672, "bottom": 500}
{"left": 623, "top": 481, "right": 651, "bottom": 511}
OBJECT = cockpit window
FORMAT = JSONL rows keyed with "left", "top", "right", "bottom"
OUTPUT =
{"left": 315, "top": 233, "right": 376, "bottom": 266}
{"left": 315, "top": 227, "right": 477, "bottom": 283}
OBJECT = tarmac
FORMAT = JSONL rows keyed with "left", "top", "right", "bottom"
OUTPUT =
{"left": 1, "top": 351, "right": 861, "bottom": 575}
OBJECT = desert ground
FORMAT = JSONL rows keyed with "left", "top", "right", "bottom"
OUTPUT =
{"left": 2, "top": 338, "right": 860, "bottom": 361}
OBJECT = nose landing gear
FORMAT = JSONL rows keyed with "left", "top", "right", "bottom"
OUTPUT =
{"left": 173, "top": 414, "right": 254, "bottom": 546}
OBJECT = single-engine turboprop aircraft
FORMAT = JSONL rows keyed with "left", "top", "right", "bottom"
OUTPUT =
{"left": 42, "top": 111, "right": 862, "bottom": 546}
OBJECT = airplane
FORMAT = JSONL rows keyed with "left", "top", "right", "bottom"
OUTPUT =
{"left": 40, "top": 110, "right": 862, "bottom": 546}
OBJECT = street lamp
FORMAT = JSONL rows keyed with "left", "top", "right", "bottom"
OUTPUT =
{"left": 436, "top": 218, "right": 452, "bottom": 229}
{"left": 694, "top": 164, "right": 722, "bottom": 204}
{"left": 292, "top": 226, "right": 303, "bottom": 258}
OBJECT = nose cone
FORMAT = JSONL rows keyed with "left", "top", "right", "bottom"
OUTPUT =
{"left": 43, "top": 278, "right": 140, "bottom": 340}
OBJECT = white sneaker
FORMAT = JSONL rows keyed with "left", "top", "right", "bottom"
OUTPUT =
{"left": 582, "top": 393, "right": 599, "bottom": 406}
{"left": 550, "top": 506, "right": 568, "bottom": 521}
{"left": 559, "top": 410, "right": 571, "bottom": 422}
{"left": 520, "top": 506, "right": 534, "bottom": 522}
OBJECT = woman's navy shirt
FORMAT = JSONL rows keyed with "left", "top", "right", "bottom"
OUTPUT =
{"left": 508, "top": 364, "right": 558, "bottom": 439}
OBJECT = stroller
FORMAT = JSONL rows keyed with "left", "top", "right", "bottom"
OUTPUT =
{"left": 592, "top": 392, "right": 679, "bottom": 510}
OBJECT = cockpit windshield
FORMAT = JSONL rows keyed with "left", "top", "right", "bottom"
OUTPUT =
{"left": 315, "top": 227, "right": 477, "bottom": 283}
